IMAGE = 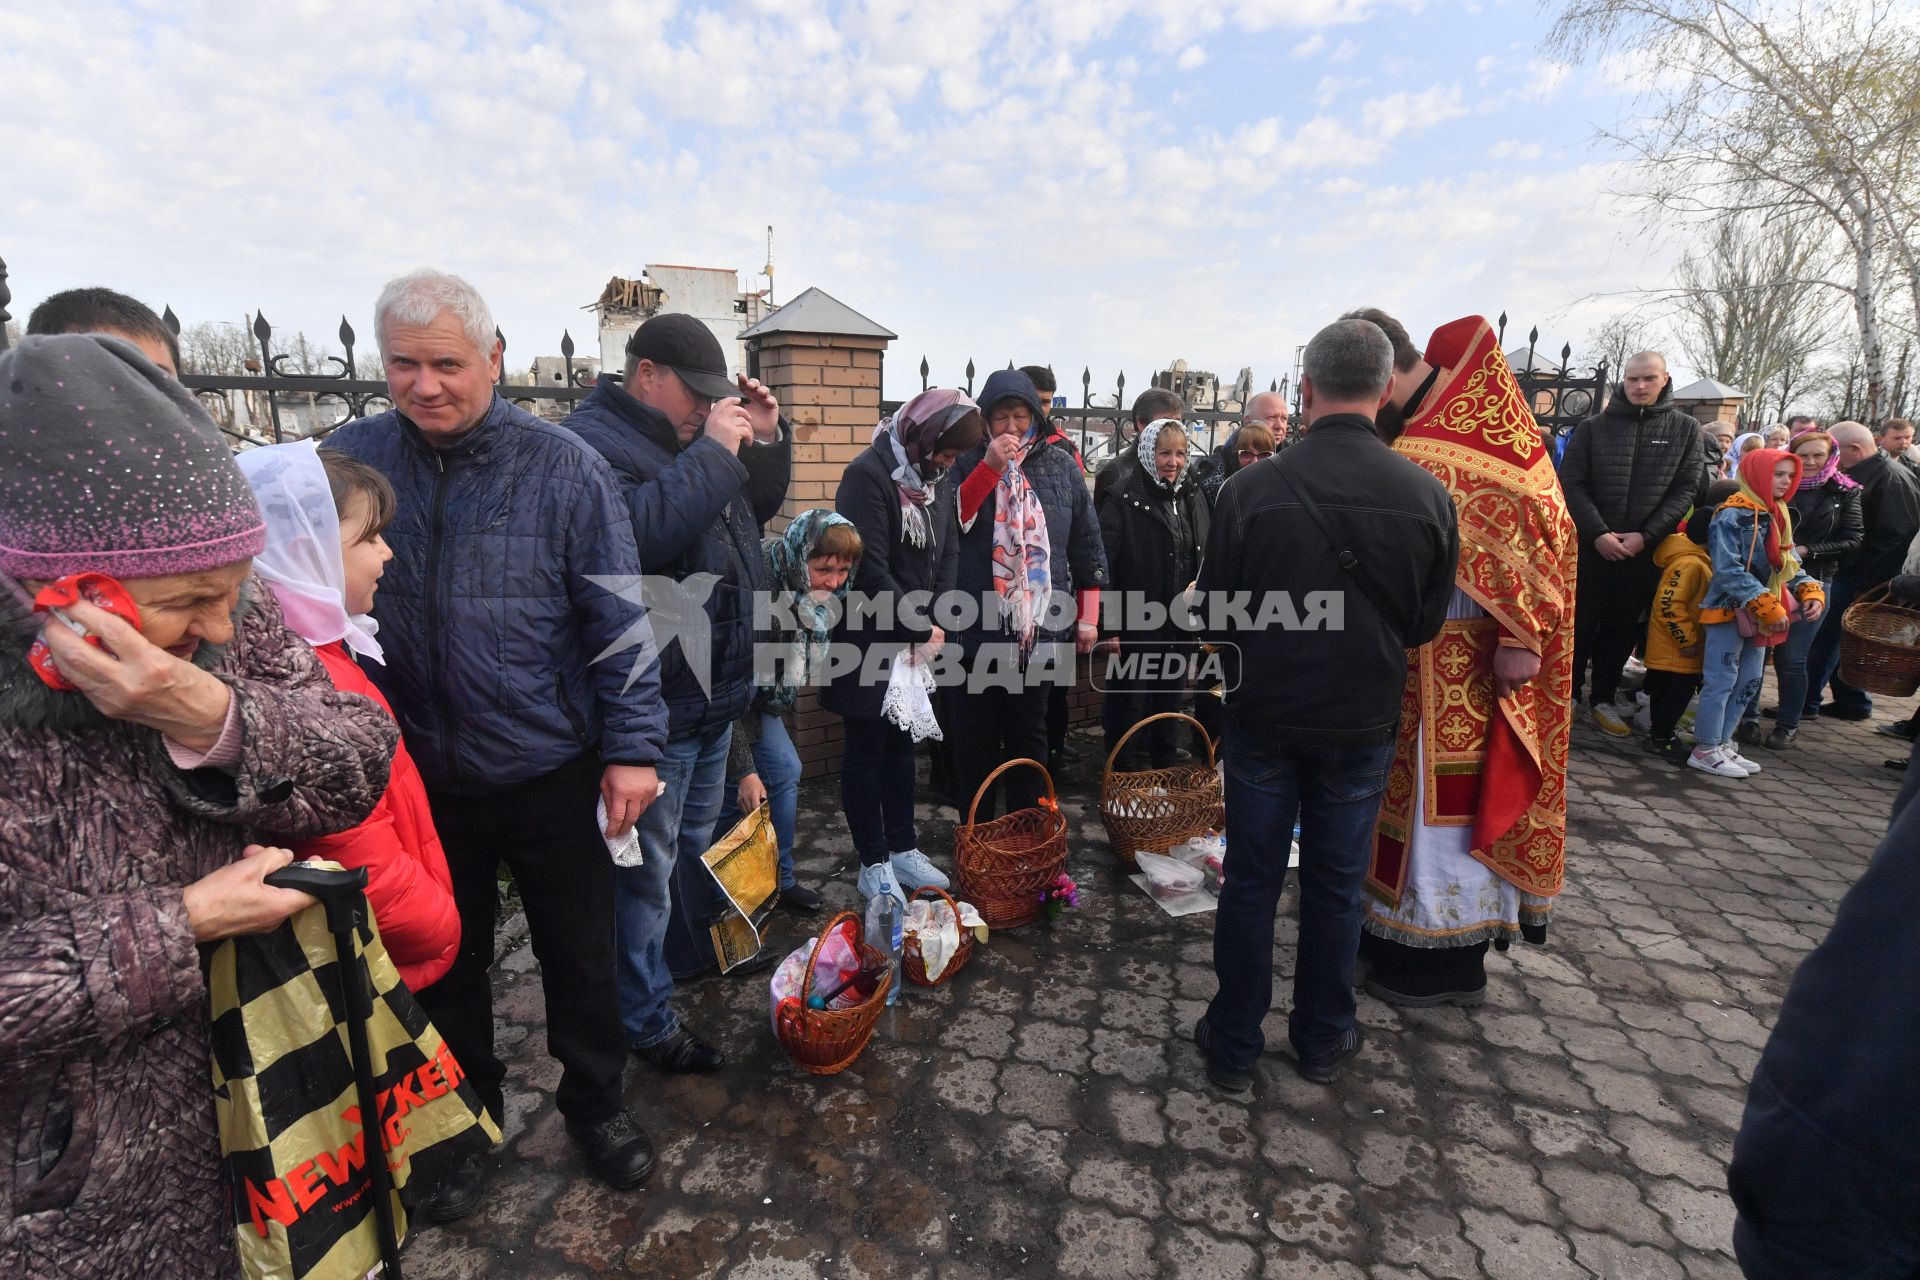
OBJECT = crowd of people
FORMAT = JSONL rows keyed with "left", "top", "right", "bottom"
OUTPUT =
{"left": 3, "top": 274, "right": 1914, "bottom": 1279}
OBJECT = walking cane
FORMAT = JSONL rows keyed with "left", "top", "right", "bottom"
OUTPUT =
{"left": 266, "top": 863, "right": 406, "bottom": 1280}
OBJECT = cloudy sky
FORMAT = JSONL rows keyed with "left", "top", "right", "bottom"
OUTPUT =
{"left": 3, "top": 0, "right": 1687, "bottom": 399}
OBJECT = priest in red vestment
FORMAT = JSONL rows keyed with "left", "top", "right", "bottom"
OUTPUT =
{"left": 1346, "top": 309, "right": 1577, "bottom": 1007}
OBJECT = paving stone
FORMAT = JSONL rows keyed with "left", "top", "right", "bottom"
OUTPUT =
{"left": 1460, "top": 1208, "right": 1584, "bottom": 1280}
{"left": 1540, "top": 1165, "right": 1672, "bottom": 1246}
{"left": 1567, "top": 1229, "right": 1686, "bottom": 1280}
{"left": 1646, "top": 1179, "right": 1737, "bottom": 1254}
{"left": 1068, "top": 1152, "right": 1165, "bottom": 1216}
{"left": 409, "top": 710, "right": 1898, "bottom": 1278}
{"left": 1054, "top": 1205, "right": 1157, "bottom": 1280}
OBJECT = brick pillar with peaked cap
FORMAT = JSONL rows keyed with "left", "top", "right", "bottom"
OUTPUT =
{"left": 740, "top": 288, "right": 898, "bottom": 779}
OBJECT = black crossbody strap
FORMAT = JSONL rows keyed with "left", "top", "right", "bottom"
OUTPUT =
{"left": 1273, "top": 464, "right": 1403, "bottom": 634}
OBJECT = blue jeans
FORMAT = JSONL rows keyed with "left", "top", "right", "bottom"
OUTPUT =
{"left": 615, "top": 723, "right": 731, "bottom": 1049}
{"left": 1740, "top": 586, "right": 1828, "bottom": 731}
{"left": 1205, "top": 733, "right": 1397, "bottom": 1069}
{"left": 1804, "top": 575, "right": 1871, "bottom": 716}
{"left": 1697, "top": 622, "right": 1767, "bottom": 747}
{"left": 708, "top": 711, "right": 802, "bottom": 890}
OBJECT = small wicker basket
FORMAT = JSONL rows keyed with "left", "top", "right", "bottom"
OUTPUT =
{"left": 902, "top": 886, "right": 976, "bottom": 986}
{"left": 773, "top": 911, "right": 892, "bottom": 1076}
{"left": 1840, "top": 585, "right": 1920, "bottom": 697}
{"left": 954, "top": 757, "right": 1069, "bottom": 930}
{"left": 1100, "top": 711, "right": 1224, "bottom": 870}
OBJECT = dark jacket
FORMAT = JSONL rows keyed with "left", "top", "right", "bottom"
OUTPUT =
{"left": 1093, "top": 441, "right": 1138, "bottom": 507}
{"left": 1199, "top": 414, "right": 1458, "bottom": 747}
{"left": 824, "top": 440, "right": 959, "bottom": 720}
{"left": 1837, "top": 451, "right": 1920, "bottom": 587}
{"left": 946, "top": 370, "right": 1110, "bottom": 657}
{"left": 1559, "top": 382, "right": 1706, "bottom": 546}
{"left": 328, "top": 395, "right": 667, "bottom": 790}
{"left": 1098, "top": 463, "right": 1211, "bottom": 644}
{"left": 1728, "top": 737, "right": 1920, "bottom": 1279}
{"left": 1190, "top": 428, "right": 1245, "bottom": 505}
{"left": 563, "top": 377, "right": 791, "bottom": 740}
{"left": 0, "top": 583, "right": 395, "bottom": 1279}
{"left": 1788, "top": 476, "right": 1864, "bottom": 584}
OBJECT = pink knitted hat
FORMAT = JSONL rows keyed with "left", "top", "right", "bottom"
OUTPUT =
{"left": 0, "top": 334, "right": 266, "bottom": 580}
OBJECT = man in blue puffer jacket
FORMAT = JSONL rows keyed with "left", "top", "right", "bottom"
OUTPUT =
{"left": 564, "top": 313, "right": 791, "bottom": 1076}
{"left": 328, "top": 269, "right": 667, "bottom": 1218}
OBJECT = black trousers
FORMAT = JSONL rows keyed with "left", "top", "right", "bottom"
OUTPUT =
{"left": 1643, "top": 669, "right": 1701, "bottom": 740}
{"left": 944, "top": 682, "right": 1049, "bottom": 822}
{"left": 417, "top": 756, "right": 627, "bottom": 1126}
{"left": 1101, "top": 682, "right": 1185, "bottom": 767}
{"left": 841, "top": 715, "right": 919, "bottom": 867}
{"left": 1572, "top": 548, "right": 1661, "bottom": 705}
{"left": 1047, "top": 680, "right": 1071, "bottom": 756}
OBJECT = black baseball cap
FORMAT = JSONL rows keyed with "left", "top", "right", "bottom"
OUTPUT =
{"left": 624, "top": 313, "right": 740, "bottom": 401}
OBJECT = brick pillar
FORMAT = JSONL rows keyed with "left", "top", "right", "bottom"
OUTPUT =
{"left": 749, "top": 328, "right": 890, "bottom": 779}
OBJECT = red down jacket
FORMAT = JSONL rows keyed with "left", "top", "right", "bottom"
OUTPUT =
{"left": 299, "top": 640, "right": 460, "bottom": 990}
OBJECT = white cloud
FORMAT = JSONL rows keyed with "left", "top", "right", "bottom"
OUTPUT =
{"left": 1, "top": 0, "right": 1653, "bottom": 399}
{"left": 1491, "top": 140, "right": 1545, "bottom": 160}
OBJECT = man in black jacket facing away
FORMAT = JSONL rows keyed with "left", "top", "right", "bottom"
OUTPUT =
{"left": 1194, "top": 319, "right": 1458, "bottom": 1091}
{"left": 1559, "top": 351, "right": 1705, "bottom": 736}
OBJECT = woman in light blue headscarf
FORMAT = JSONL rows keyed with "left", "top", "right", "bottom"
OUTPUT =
{"left": 1723, "top": 430, "right": 1764, "bottom": 479}
{"left": 707, "top": 509, "right": 864, "bottom": 915}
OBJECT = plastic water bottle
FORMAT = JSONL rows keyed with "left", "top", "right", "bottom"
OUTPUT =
{"left": 864, "top": 893, "right": 904, "bottom": 1006}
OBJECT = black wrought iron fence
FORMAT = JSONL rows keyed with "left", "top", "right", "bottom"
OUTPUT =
{"left": 159, "top": 309, "right": 603, "bottom": 448}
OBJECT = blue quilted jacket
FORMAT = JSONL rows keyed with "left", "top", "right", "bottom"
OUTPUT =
{"left": 326, "top": 396, "right": 667, "bottom": 791}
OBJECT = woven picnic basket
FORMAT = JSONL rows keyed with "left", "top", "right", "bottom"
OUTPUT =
{"left": 1100, "top": 711, "right": 1224, "bottom": 870}
{"left": 902, "top": 886, "right": 976, "bottom": 986}
{"left": 773, "top": 911, "right": 892, "bottom": 1076}
{"left": 954, "top": 757, "right": 1068, "bottom": 930}
{"left": 1839, "top": 585, "right": 1920, "bottom": 697}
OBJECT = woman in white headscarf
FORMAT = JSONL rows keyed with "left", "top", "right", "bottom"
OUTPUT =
{"left": 1095, "top": 418, "right": 1212, "bottom": 767}
{"left": 237, "top": 440, "right": 460, "bottom": 992}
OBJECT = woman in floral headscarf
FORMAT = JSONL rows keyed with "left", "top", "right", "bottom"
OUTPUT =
{"left": 708, "top": 509, "right": 863, "bottom": 914}
{"left": 942, "top": 369, "right": 1108, "bottom": 822}
{"left": 825, "top": 390, "right": 984, "bottom": 908}
{"left": 1096, "top": 417, "right": 1211, "bottom": 768}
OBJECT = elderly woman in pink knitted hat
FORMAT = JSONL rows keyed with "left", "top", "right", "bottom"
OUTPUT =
{"left": 0, "top": 334, "right": 398, "bottom": 1279}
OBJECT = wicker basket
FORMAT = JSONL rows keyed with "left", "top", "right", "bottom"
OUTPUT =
{"left": 1101, "top": 711, "right": 1225, "bottom": 870}
{"left": 773, "top": 911, "right": 892, "bottom": 1076}
{"left": 954, "top": 757, "right": 1069, "bottom": 931}
{"left": 902, "top": 886, "right": 976, "bottom": 986}
{"left": 1840, "top": 585, "right": 1920, "bottom": 697}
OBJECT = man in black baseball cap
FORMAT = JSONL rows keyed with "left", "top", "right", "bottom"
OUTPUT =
{"left": 624, "top": 312, "right": 748, "bottom": 405}
{"left": 565, "top": 312, "right": 794, "bottom": 1077}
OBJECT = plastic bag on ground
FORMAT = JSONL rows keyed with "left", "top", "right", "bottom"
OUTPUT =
{"left": 1134, "top": 850, "right": 1206, "bottom": 902}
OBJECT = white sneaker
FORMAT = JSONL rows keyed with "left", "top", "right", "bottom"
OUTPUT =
{"left": 1724, "top": 749, "right": 1763, "bottom": 776}
{"left": 1590, "top": 701, "right": 1633, "bottom": 738}
{"left": 890, "top": 848, "right": 950, "bottom": 891}
{"left": 1687, "top": 745, "right": 1748, "bottom": 778}
{"left": 856, "top": 860, "right": 908, "bottom": 911}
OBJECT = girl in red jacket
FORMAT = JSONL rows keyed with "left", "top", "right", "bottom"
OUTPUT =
{"left": 236, "top": 439, "right": 461, "bottom": 990}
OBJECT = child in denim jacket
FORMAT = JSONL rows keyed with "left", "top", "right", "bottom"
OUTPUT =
{"left": 1689, "top": 449, "right": 1827, "bottom": 777}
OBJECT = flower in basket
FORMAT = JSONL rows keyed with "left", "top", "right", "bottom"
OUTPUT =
{"left": 1041, "top": 873, "right": 1080, "bottom": 921}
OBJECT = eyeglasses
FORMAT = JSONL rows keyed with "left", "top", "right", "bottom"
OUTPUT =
{"left": 1237, "top": 449, "right": 1275, "bottom": 463}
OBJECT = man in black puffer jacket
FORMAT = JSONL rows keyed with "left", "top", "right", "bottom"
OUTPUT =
{"left": 1558, "top": 351, "right": 1705, "bottom": 735}
{"left": 565, "top": 313, "right": 790, "bottom": 1077}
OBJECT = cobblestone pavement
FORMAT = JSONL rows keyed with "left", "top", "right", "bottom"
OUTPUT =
{"left": 402, "top": 678, "right": 1910, "bottom": 1279}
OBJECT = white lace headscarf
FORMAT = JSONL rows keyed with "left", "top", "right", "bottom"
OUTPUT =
{"left": 234, "top": 439, "right": 384, "bottom": 663}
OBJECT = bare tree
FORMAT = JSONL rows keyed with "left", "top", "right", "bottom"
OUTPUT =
{"left": 1674, "top": 209, "right": 1835, "bottom": 421}
{"left": 1579, "top": 311, "right": 1661, "bottom": 386}
{"left": 177, "top": 321, "right": 255, "bottom": 376}
{"left": 1548, "top": 0, "right": 1920, "bottom": 421}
